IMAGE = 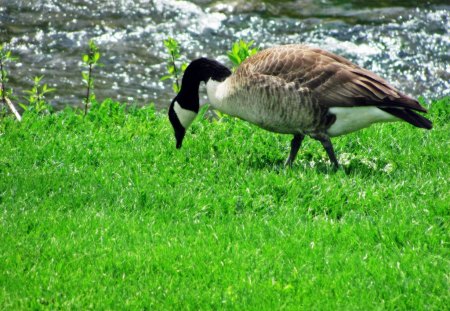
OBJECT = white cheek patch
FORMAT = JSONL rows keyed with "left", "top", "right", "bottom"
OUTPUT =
{"left": 173, "top": 101, "right": 198, "bottom": 129}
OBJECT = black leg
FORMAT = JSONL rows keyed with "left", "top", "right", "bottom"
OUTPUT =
{"left": 311, "top": 133, "right": 339, "bottom": 168}
{"left": 285, "top": 134, "right": 305, "bottom": 167}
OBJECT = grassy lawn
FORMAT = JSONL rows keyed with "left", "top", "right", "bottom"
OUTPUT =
{"left": 0, "top": 98, "right": 449, "bottom": 309}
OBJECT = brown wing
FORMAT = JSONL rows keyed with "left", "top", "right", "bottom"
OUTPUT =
{"left": 239, "top": 44, "right": 427, "bottom": 113}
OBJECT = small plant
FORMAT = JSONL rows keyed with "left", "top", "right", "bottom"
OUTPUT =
{"left": 0, "top": 44, "right": 17, "bottom": 105}
{"left": 20, "top": 76, "right": 55, "bottom": 114}
{"left": 82, "top": 40, "right": 103, "bottom": 115}
{"left": 161, "top": 38, "right": 187, "bottom": 93}
{"left": 227, "top": 39, "right": 259, "bottom": 70}
{"left": 0, "top": 44, "right": 21, "bottom": 120}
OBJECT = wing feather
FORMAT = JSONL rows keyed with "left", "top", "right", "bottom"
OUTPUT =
{"left": 238, "top": 44, "right": 428, "bottom": 113}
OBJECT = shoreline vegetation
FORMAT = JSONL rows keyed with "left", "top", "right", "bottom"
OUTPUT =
{"left": 1, "top": 39, "right": 449, "bottom": 308}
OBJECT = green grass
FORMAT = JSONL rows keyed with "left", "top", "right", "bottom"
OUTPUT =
{"left": 0, "top": 98, "right": 449, "bottom": 310}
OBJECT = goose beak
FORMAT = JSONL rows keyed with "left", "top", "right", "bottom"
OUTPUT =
{"left": 175, "top": 128, "right": 186, "bottom": 149}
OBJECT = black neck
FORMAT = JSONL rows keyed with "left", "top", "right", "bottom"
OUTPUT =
{"left": 176, "top": 58, "right": 231, "bottom": 112}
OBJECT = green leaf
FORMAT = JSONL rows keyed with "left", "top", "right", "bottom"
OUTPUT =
{"left": 164, "top": 38, "right": 178, "bottom": 50}
{"left": 227, "top": 52, "right": 241, "bottom": 66}
{"left": 43, "top": 87, "right": 56, "bottom": 94}
{"left": 19, "top": 103, "right": 29, "bottom": 111}
{"left": 94, "top": 52, "right": 100, "bottom": 62}
{"left": 238, "top": 50, "right": 247, "bottom": 62}
{"left": 227, "top": 39, "right": 259, "bottom": 69}
{"left": 233, "top": 41, "right": 240, "bottom": 54}
{"left": 89, "top": 40, "right": 97, "bottom": 51}
{"left": 160, "top": 75, "right": 172, "bottom": 81}
{"left": 34, "top": 75, "right": 44, "bottom": 84}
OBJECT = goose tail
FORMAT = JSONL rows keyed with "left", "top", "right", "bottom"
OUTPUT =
{"left": 379, "top": 107, "right": 432, "bottom": 129}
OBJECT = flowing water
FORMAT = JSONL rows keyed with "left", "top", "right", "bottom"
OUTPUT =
{"left": 1, "top": 0, "right": 449, "bottom": 110}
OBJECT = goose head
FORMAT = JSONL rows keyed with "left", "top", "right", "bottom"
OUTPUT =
{"left": 168, "top": 97, "right": 197, "bottom": 149}
{"left": 168, "top": 58, "right": 231, "bottom": 148}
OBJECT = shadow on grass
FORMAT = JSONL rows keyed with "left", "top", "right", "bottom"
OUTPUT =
{"left": 244, "top": 151, "right": 397, "bottom": 177}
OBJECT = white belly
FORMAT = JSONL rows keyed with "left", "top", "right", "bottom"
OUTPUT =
{"left": 327, "top": 106, "right": 398, "bottom": 137}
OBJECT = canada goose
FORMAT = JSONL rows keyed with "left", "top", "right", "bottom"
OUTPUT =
{"left": 168, "top": 44, "right": 432, "bottom": 167}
